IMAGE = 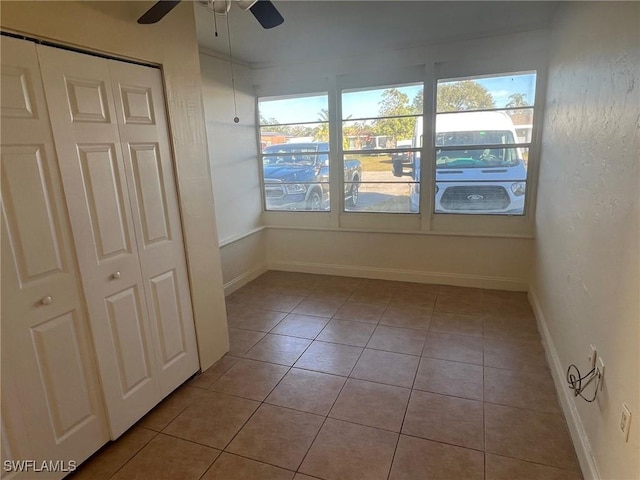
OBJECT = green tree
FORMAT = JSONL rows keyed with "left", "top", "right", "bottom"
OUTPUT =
{"left": 506, "top": 93, "right": 529, "bottom": 108}
{"left": 412, "top": 89, "right": 424, "bottom": 113}
{"left": 259, "top": 114, "right": 279, "bottom": 126}
{"left": 314, "top": 108, "right": 330, "bottom": 141}
{"left": 343, "top": 120, "right": 371, "bottom": 150}
{"left": 436, "top": 81, "right": 495, "bottom": 112}
{"left": 374, "top": 88, "right": 415, "bottom": 141}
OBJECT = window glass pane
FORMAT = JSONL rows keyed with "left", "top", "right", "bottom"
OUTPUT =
{"left": 262, "top": 140, "right": 330, "bottom": 212}
{"left": 436, "top": 147, "right": 527, "bottom": 170}
{"left": 264, "top": 181, "right": 330, "bottom": 212}
{"left": 342, "top": 83, "right": 423, "bottom": 120}
{"left": 343, "top": 118, "right": 417, "bottom": 151}
{"left": 433, "top": 71, "right": 536, "bottom": 217}
{"left": 260, "top": 122, "right": 329, "bottom": 149}
{"left": 258, "top": 93, "right": 330, "bottom": 212}
{"left": 341, "top": 83, "right": 423, "bottom": 215}
{"left": 343, "top": 156, "right": 417, "bottom": 213}
{"left": 437, "top": 72, "right": 536, "bottom": 113}
{"left": 259, "top": 94, "right": 329, "bottom": 125}
{"left": 435, "top": 147, "right": 529, "bottom": 215}
{"left": 435, "top": 108, "right": 533, "bottom": 145}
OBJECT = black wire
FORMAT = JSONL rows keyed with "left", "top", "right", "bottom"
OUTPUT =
{"left": 566, "top": 364, "right": 600, "bottom": 402}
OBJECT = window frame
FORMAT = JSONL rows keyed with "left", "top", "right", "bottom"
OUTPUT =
{"left": 255, "top": 56, "right": 547, "bottom": 238}
{"left": 340, "top": 81, "right": 424, "bottom": 216}
{"left": 431, "top": 71, "right": 536, "bottom": 218}
{"left": 428, "top": 57, "right": 547, "bottom": 236}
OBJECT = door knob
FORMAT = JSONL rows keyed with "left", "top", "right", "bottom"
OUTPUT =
{"left": 111, "top": 271, "right": 121, "bottom": 280}
{"left": 41, "top": 296, "right": 53, "bottom": 305}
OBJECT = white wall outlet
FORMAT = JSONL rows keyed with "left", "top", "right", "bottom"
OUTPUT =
{"left": 588, "top": 344, "right": 597, "bottom": 369}
{"left": 597, "top": 357, "right": 605, "bottom": 390}
{"left": 620, "top": 404, "right": 632, "bottom": 441}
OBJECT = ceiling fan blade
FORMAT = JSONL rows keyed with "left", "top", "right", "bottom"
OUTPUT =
{"left": 249, "top": 0, "right": 284, "bottom": 29}
{"left": 137, "top": 1, "right": 181, "bottom": 24}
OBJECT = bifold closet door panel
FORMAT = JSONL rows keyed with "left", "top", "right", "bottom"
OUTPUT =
{"left": 37, "top": 44, "right": 162, "bottom": 438}
{"left": 1, "top": 36, "right": 108, "bottom": 472}
{"left": 108, "top": 60, "right": 199, "bottom": 395}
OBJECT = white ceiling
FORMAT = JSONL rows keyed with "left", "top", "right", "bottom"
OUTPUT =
{"left": 195, "top": 1, "right": 557, "bottom": 69}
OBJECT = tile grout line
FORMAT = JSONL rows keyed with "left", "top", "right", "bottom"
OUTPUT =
{"left": 101, "top": 428, "right": 161, "bottom": 480}
{"left": 100, "top": 274, "right": 557, "bottom": 479}
{"left": 293, "top": 327, "right": 373, "bottom": 476}
{"left": 385, "top": 354, "right": 420, "bottom": 480}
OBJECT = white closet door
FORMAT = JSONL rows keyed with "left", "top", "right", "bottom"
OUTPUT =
{"left": 1, "top": 36, "right": 108, "bottom": 476}
{"left": 108, "top": 60, "right": 199, "bottom": 396}
{"left": 37, "top": 45, "right": 161, "bottom": 438}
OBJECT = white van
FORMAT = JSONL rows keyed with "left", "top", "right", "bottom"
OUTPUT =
{"left": 396, "top": 111, "right": 527, "bottom": 214}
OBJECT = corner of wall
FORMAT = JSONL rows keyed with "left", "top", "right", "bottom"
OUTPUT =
{"left": 529, "top": 287, "right": 600, "bottom": 480}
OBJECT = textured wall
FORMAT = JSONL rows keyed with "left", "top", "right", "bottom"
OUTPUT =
{"left": 268, "top": 229, "right": 533, "bottom": 290}
{"left": 200, "top": 53, "right": 263, "bottom": 244}
{"left": 199, "top": 53, "right": 267, "bottom": 289}
{"left": 532, "top": 3, "right": 639, "bottom": 479}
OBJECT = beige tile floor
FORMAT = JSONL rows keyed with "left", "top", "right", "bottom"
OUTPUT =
{"left": 70, "top": 271, "right": 583, "bottom": 480}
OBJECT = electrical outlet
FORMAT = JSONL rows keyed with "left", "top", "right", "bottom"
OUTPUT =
{"left": 620, "top": 404, "right": 632, "bottom": 441}
{"left": 588, "top": 344, "right": 597, "bottom": 370}
{"left": 597, "top": 357, "right": 605, "bottom": 390}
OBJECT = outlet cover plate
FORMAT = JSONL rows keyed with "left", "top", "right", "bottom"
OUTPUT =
{"left": 620, "top": 404, "right": 631, "bottom": 441}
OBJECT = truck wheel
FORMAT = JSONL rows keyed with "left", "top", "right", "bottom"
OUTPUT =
{"left": 306, "top": 190, "right": 322, "bottom": 210}
{"left": 347, "top": 180, "right": 359, "bottom": 207}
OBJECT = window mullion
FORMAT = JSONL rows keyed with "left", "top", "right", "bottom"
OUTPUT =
{"left": 328, "top": 75, "right": 341, "bottom": 223}
{"left": 421, "top": 63, "right": 436, "bottom": 230}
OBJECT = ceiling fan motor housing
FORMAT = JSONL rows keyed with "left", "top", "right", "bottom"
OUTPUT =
{"left": 198, "top": 0, "right": 259, "bottom": 15}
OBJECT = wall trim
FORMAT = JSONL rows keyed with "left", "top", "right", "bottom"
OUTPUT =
{"left": 268, "top": 260, "right": 527, "bottom": 291}
{"left": 219, "top": 226, "right": 265, "bottom": 248}
{"left": 223, "top": 262, "right": 268, "bottom": 297}
{"left": 528, "top": 287, "right": 600, "bottom": 480}
{"left": 263, "top": 224, "right": 535, "bottom": 240}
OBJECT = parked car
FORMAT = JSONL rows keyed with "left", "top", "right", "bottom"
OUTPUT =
{"left": 393, "top": 112, "right": 527, "bottom": 214}
{"left": 263, "top": 142, "right": 362, "bottom": 211}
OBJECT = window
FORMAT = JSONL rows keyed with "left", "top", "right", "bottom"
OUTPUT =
{"left": 432, "top": 72, "right": 536, "bottom": 215}
{"left": 258, "top": 93, "right": 330, "bottom": 211}
{"left": 256, "top": 68, "right": 540, "bottom": 232}
{"left": 341, "top": 83, "right": 423, "bottom": 213}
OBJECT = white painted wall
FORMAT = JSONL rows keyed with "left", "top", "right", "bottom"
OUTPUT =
{"left": 200, "top": 52, "right": 266, "bottom": 287}
{"left": 268, "top": 229, "right": 533, "bottom": 290}
{"left": 531, "top": 3, "right": 640, "bottom": 479}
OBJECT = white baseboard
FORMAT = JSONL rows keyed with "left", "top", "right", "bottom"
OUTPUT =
{"left": 268, "top": 260, "right": 528, "bottom": 291}
{"left": 223, "top": 263, "right": 268, "bottom": 296}
{"left": 528, "top": 287, "right": 600, "bottom": 480}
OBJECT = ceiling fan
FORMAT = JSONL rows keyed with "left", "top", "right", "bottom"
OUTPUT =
{"left": 137, "top": 0, "right": 284, "bottom": 29}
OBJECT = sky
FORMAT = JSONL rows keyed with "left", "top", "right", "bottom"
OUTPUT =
{"left": 259, "top": 72, "right": 536, "bottom": 125}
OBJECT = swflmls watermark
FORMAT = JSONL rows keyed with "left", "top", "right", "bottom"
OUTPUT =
{"left": 3, "top": 460, "right": 77, "bottom": 473}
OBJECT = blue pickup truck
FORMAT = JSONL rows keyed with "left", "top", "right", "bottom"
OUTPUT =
{"left": 263, "top": 142, "right": 362, "bottom": 211}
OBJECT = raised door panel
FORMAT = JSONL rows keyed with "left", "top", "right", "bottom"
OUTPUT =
{"left": 1, "top": 145, "right": 63, "bottom": 283}
{"left": 105, "top": 287, "right": 154, "bottom": 397}
{"left": 149, "top": 270, "right": 187, "bottom": 367}
{"left": 109, "top": 60, "right": 199, "bottom": 395}
{"left": 1, "top": 36, "right": 108, "bottom": 476}
{"left": 0, "top": 65, "right": 35, "bottom": 119}
{"left": 77, "top": 144, "right": 132, "bottom": 261}
{"left": 37, "top": 44, "right": 162, "bottom": 439}
{"left": 128, "top": 144, "right": 171, "bottom": 246}
{"left": 31, "top": 312, "right": 97, "bottom": 442}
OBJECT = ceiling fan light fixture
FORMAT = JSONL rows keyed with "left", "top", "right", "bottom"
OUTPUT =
{"left": 211, "top": 0, "right": 231, "bottom": 15}
{"left": 236, "top": 0, "right": 259, "bottom": 11}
